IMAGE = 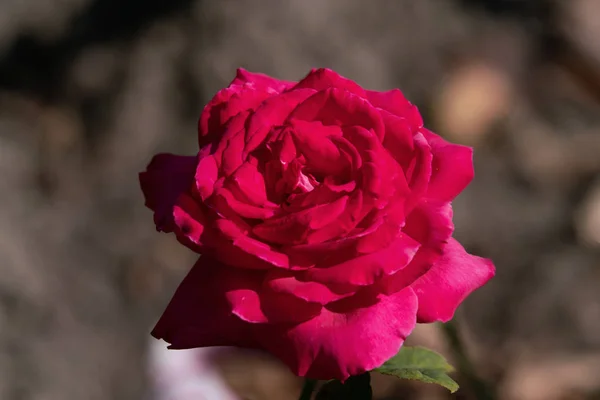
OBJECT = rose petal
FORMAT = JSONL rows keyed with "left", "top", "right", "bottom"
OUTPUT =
{"left": 194, "top": 155, "right": 219, "bottom": 201}
{"left": 216, "top": 111, "right": 250, "bottom": 176}
{"left": 330, "top": 135, "right": 362, "bottom": 171}
{"left": 380, "top": 111, "right": 415, "bottom": 166}
{"left": 224, "top": 266, "right": 321, "bottom": 324}
{"left": 303, "top": 233, "right": 420, "bottom": 286}
{"left": 139, "top": 153, "right": 197, "bottom": 232}
{"left": 213, "top": 187, "right": 276, "bottom": 220}
{"left": 290, "top": 119, "right": 348, "bottom": 176}
{"left": 172, "top": 193, "right": 211, "bottom": 252}
{"left": 198, "top": 84, "right": 272, "bottom": 147}
{"left": 421, "top": 129, "right": 474, "bottom": 202}
{"left": 355, "top": 200, "right": 406, "bottom": 255}
{"left": 285, "top": 177, "right": 355, "bottom": 212}
{"left": 403, "top": 200, "right": 454, "bottom": 247}
{"left": 252, "top": 196, "right": 349, "bottom": 245}
{"left": 404, "top": 133, "right": 433, "bottom": 213}
{"left": 411, "top": 238, "right": 495, "bottom": 323}
{"left": 377, "top": 201, "right": 454, "bottom": 295}
{"left": 226, "top": 162, "right": 269, "bottom": 206}
{"left": 293, "top": 68, "right": 366, "bottom": 96}
{"left": 213, "top": 220, "right": 291, "bottom": 270}
{"left": 264, "top": 269, "right": 357, "bottom": 305}
{"left": 232, "top": 68, "right": 295, "bottom": 93}
{"left": 303, "top": 189, "right": 364, "bottom": 244}
{"left": 256, "top": 286, "right": 418, "bottom": 380}
{"left": 151, "top": 257, "right": 258, "bottom": 349}
{"left": 244, "top": 89, "right": 317, "bottom": 156}
{"left": 366, "top": 89, "right": 423, "bottom": 129}
{"left": 290, "top": 88, "right": 385, "bottom": 142}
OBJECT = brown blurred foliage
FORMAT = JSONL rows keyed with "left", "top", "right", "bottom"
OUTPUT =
{"left": 1, "top": 0, "right": 600, "bottom": 399}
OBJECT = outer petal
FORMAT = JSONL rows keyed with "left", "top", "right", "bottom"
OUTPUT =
{"left": 403, "top": 200, "right": 454, "bottom": 249}
{"left": 231, "top": 68, "right": 296, "bottom": 92}
{"left": 403, "top": 133, "right": 433, "bottom": 213}
{"left": 411, "top": 238, "right": 495, "bottom": 323}
{"left": 151, "top": 257, "right": 258, "bottom": 349}
{"left": 421, "top": 129, "right": 474, "bottom": 202}
{"left": 256, "top": 287, "right": 418, "bottom": 381}
{"left": 293, "top": 68, "right": 366, "bottom": 97}
{"left": 194, "top": 154, "right": 219, "bottom": 201}
{"left": 172, "top": 193, "right": 210, "bottom": 251}
{"left": 377, "top": 201, "right": 454, "bottom": 295}
{"left": 198, "top": 84, "right": 272, "bottom": 147}
{"left": 139, "top": 153, "right": 197, "bottom": 232}
{"left": 380, "top": 111, "right": 415, "bottom": 166}
{"left": 366, "top": 89, "right": 423, "bottom": 129}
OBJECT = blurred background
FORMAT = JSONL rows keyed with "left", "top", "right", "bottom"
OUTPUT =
{"left": 1, "top": 0, "right": 600, "bottom": 399}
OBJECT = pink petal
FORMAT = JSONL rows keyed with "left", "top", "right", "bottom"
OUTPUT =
{"left": 421, "top": 129, "right": 474, "bottom": 202}
{"left": 403, "top": 201, "right": 454, "bottom": 247}
{"left": 139, "top": 153, "right": 197, "bottom": 232}
{"left": 380, "top": 111, "right": 415, "bottom": 166}
{"left": 304, "top": 190, "right": 364, "bottom": 244}
{"left": 355, "top": 201, "right": 406, "bottom": 255}
{"left": 276, "top": 130, "right": 297, "bottom": 163}
{"left": 213, "top": 187, "right": 276, "bottom": 220}
{"left": 194, "top": 155, "right": 219, "bottom": 201}
{"left": 293, "top": 68, "right": 366, "bottom": 96}
{"left": 411, "top": 238, "right": 495, "bottom": 323}
{"left": 216, "top": 111, "right": 250, "bottom": 176}
{"left": 290, "top": 88, "right": 385, "bottom": 142}
{"left": 231, "top": 68, "right": 296, "bottom": 93}
{"left": 403, "top": 133, "right": 433, "bottom": 213}
{"left": 256, "top": 287, "right": 418, "bottom": 381}
{"left": 285, "top": 177, "right": 355, "bottom": 212}
{"left": 252, "top": 195, "right": 349, "bottom": 245}
{"left": 226, "top": 162, "right": 269, "bottom": 206}
{"left": 264, "top": 270, "right": 357, "bottom": 305}
{"left": 377, "top": 201, "right": 454, "bottom": 295}
{"left": 366, "top": 89, "right": 423, "bottom": 129}
{"left": 198, "top": 84, "right": 272, "bottom": 147}
{"left": 151, "top": 257, "right": 258, "bottom": 349}
{"left": 244, "top": 89, "right": 317, "bottom": 156}
{"left": 330, "top": 135, "right": 362, "bottom": 171}
{"left": 224, "top": 266, "right": 321, "bottom": 324}
{"left": 303, "top": 233, "right": 420, "bottom": 286}
{"left": 213, "top": 220, "right": 291, "bottom": 269}
{"left": 172, "top": 193, "right": 210, "bottom": 251}
{"left": 290, "top": 119, "right": 348, "bottom": 176}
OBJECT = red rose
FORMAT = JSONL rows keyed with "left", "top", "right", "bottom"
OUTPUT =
{"left": 140, "top": 68, "right": 495, "bottom": 381}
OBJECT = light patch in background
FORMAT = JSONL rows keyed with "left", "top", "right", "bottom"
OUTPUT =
{"left": 148, "top": 340, "right": 240, "bottom": 400}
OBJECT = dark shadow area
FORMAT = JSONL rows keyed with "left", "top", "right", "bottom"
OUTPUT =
{"left": 0, "top": 0, "right": 195, "bottom": 100}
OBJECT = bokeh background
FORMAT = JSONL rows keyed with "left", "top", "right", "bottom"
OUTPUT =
{"left": 1, "top": 0, "right": 600, "bottom": 399}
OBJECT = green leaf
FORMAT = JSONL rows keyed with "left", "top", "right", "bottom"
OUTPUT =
{"left": 315, "top": 372, "right": 373, "bottom": 400}
{"left": 374, "top": 346, "right": 459, "bottom": 393}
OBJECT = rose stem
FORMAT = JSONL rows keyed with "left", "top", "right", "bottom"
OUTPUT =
{"left": 298, "top": 378, "right": 317, "bottom": 400}
{"left": 441, "top": 319, "right": 496, "bottom": 400}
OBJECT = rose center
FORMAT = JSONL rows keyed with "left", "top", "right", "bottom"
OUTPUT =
{"left": 281, "top": 159, "right": 319, "bottom": 196}
{"left": 296, "top": 169, "right": 315, "bottom": 193}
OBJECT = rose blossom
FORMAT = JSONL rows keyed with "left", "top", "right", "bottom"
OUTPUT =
{"left": 140, "top": 68, "right": 495, "bottom": 381}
